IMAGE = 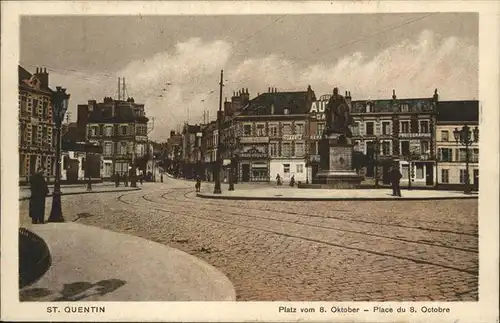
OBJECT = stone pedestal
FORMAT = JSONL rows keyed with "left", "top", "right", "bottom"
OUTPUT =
{"left": 312, "top": 134, "right": 363, "bottom": 189}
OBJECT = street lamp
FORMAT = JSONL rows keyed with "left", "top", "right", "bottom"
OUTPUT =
{"left": 48, "top": 87, "right": 70, "bottom": 223}
{"left": 86, "top": 147, "right": 92, "bottom": 191}
{"left": 305, "top": 155, "right": 310, "bottom": 184}
{"left": 213, "top": 70, "right": 223, "bottom": 194}
{"left": 372, "top": 137, "right": 383, "bottom": 188}
{"left": 453, "top": 125, "right": 479, "bottom": 194}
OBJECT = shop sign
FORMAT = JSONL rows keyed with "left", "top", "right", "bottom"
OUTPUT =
{"left": 309, "top": 99, "right": 328, "bottom": 121}
{"left": 309, "top": 134, "right": 322, "bottom": 140}
{"left": 240, "top": 152, "right": 268, "bottom": 159}
{"left": 399, "top": 132, "right": 431, "bottom": 139}
{"left": 240, "top": 136, "right": 269, "bottom": 144}
{"left": 223, "top": 159, "right": 231, "bottom": 166}
{"left": 282, "top": 134, "right": 303, "bottom": 141}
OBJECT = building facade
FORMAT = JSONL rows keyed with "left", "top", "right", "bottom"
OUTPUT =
{"left": 181, "top": 124, "right": 203, "bottom": 179}
{"left": 231, "top": 86, "right": 316, "bottom": 183}
{"left": 308, "top": 89, "right": 438, "bottom": 186}
{"left": 436, "top": 101, "right": 479, "bottom": 189}
{"left": 77, "top": 97, "right": 150, "bottom": 179}
{"left": 18, "top": 66, "right": 56, "bottom": 183}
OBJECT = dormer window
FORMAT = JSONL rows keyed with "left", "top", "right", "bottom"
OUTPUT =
{"left": 366, "top": 103, "right": 372, "bottom": 113}
{"left": 284, "top": 108, "right": 289, "bottom": 115}
{"left": 271, "top": 105, "right": 275, "bottom": 115}
{"left": 401, "top": 104, "right": 409, "bottom": 112}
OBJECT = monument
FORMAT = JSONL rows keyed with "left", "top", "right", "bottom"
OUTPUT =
{"left": 302, "top": 87, "right": 363, "bottom": 189}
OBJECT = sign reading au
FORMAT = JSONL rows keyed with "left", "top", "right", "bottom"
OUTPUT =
{"left": 309, "top": 99, "right": 329, "bottom": 120}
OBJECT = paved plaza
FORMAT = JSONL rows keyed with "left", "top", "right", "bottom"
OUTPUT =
{"left": 197, "top": 186, "right": 477, "bottom": 201}
{"left": 19, "top": 182, "right": 139, "bottom": 200}
{"left": 19, "top": 179, "right": 479, "bottom": 301}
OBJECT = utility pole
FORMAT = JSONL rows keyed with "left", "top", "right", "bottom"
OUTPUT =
{"left": 213, "top": 70, "right": 223, "bottom": 194}
{"left": 117, "top": 77, "right": 121, "bottom": 100}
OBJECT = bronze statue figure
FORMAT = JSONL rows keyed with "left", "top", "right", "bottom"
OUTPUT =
{"left": 324, "top": 87, "right": 353, "bottom": 138}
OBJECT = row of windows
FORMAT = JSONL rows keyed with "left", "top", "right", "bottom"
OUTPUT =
{"left": 19, "top": 96, "right": 51, "bottom": 119}
{"left": 437, "top": 148, "right": 479, "bottom": 162}
{"left": 88, "top": 124, "right": 148, "bottom": 137}
{"left": 282, "top": 163, "right": 304, "bottom": 174}
{"left": 242, "top": 123, "right": 305, "bottom": 136}
{"left": 102, "top": 142, "right": 147, "bottom": 157}
{"left": 441, "top": 169, "right": 479, "bottom": 184}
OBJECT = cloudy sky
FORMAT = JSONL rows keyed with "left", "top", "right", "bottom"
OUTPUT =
{"left": 20, "top": 13, "right": 478, "bottom": 140}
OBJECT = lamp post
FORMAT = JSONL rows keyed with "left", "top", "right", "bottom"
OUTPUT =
{"left": 305, "top": 155, "right": 310, "bottom": 184}
{"left": 86, "top": 147, "right": 92, "bottom": 191}
{"left": 213, "top": 70, "right": 224, "bottom": 194}
{"left": 453, "top": 125, "right": 479, "bottom": 194}
{"left": 48, "top": 87, "right": 70, "bottom": 223}
{"left": 373, "top": 137, "right": 382, "bottom": 188}
{"left": 130, "top": 120, "right": 138, "bottom": 187}
{"left": 405, "top": 149, "right": 419, "bottom": 190}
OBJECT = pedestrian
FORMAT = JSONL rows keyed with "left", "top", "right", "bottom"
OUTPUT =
{"left": 29, "top": 167, "right": 49, "bottom": 224}
{"left": 276, "top": 174, "right": 282, "bottom": 186}
{"left": 390, "top": 165, "right": 402, "bottom": 197}
{"left": 114, "top": 172, "right": 120, "bottom": 187}
{"left": 139, "top": 171, "right": 144, "bottom": 185}
{"left": 160, "top": 173, "right": 164, "bottom": 183}
{"left": 123, "top": 173, "right": 128, "bottom": 187}
{"left": 289, "top": 175, "right": 295, "bottom": 187}
{"left": 195, "top": 176, "right": 201, "bottom": 192}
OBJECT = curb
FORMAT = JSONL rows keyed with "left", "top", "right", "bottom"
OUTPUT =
{"left": 19, "top": 188, "right": 141, "bottom": 201}
{"left": 196, "top": 192, "right": 478, "bottom": 201}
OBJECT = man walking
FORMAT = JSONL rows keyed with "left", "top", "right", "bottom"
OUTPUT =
{"left": 390, "top": 165, "right": 402, "bottom": 197}
{"left": 29, "top": 167, "right": 49, "bottom": 224}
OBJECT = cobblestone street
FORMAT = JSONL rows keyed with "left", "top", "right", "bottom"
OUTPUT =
{"left": 19, "top": 180, "right": 479, "bottom": 301}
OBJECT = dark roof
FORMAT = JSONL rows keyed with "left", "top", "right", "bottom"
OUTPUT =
{"left": 87, "top": 102, "right": 147, "bottom": 123}
{"left": 18, "top": 65, "right": 52, "bottom": 94}
{"left": 62, "top": 125, "right": 85, "bottom": 143}
{"left": 437, "top": 101, "right": 479, "bottom": 123}
{"left": 240, "top": 91, "right": 315, "bottom": 116}
{"left": 18, "top": 65, "right": 32, "bottom": 84}
{"left": 351, "top": 98, "right": 435, "bottom": 113}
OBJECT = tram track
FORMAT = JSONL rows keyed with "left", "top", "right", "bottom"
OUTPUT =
{"left": 179, "top": 189, "right": 478, "bottom": 237}
{"left": 115, "top": 189, "right": 478, "bottom": 276}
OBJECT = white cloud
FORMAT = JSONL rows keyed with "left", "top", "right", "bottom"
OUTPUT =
{"left": 50, "top": 30, "right": 478, "bottom": 141}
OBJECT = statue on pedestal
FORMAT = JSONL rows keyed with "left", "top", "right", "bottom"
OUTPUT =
{"left": 323, "top": 87, "right": 354, "bottom": 141}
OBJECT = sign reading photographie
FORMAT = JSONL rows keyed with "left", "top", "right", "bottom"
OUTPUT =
{"left": 399, "top": 132, "right": 431, "bottom": 139}
{"left": 282, "top": 134, "right": 303, "bottom": 141}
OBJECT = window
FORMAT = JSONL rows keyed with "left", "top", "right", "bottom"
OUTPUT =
{"left": 420, "top": 140, "right": 430, "bottom": 154}
{"left": 402, "top": 165, "right": 409, "bottom": 179}
{"left": 441, "top": 130, "right": 449, "bottom": 141}
{"left": 382, "top": 122, "right": 391, "bottom": 135}
{"left": 296, "top": 164, "right": 304, "bottom": 173}
{"left": 256, "top": 124, "right": 265, "bottom": 136}
{"left": 420, "top": 120, "right": 430, "bottom": 133}
{"left": 441, "top": 169, "right": 449, "bottom": 183}
{"left": 282, "top": 124, "right": 292, "bottom": 136}
{"left": 269, "top": 143, "right": 278, "bottom": 157}
{"left": 32, "top": 125, "right": 38, "bottom": 144}
{"left": 366, "top": 103, "right": 372, "bottom": 113}
{"left": 401, "top": 104, "right": 409, "bottom": 112}
{"left": 416, "top": 164, "right": 424, "bottom": 179}
{"left": 458, "top": 148, "right": 467, "bottom": 162}
{"left": 105, "top": 126, "right": 113, "bottom": 137}
{"left": 32, "top": 99, "right": 39, "bottom": 115}
{"left": 243, "top": 125, "right": 252, "bottom": 136}
{"left": 295, "top": 142, "right": 304, "bottom": 156}
{"left": 438, "top": 148, "right": 453, "bottom": 162}
{"left": 309, "top": 141, "right": 317, "bottom": 155}
{"left": 284, "top": 108, "right": 289, "bottom": 115}
{"left": 472, "top": 148, "right": 479, "bottom": 162}
{"left": 317, "top": 123, "right": 325, "bottom": 136}
{"left": 120, "top": 142, "right": 128, "bottom": 155}
{"left": 104, "top": 142, "right": 113, "bottom": 156}
{"left": 269, "top": 124, "right": 278, "bottom": 137}
{"left": 460, "top": 169, "right": 468, "bottom": 184}
{"left": 295, "top": 123, "right": 304, "bottom": 135}
{"left": 282, "top": 143, "right": 291, "bottom": 157}
{"left": 401, "top": 141, "right": 410, "bottom": 156}
{"left": 351, "top": 122, "right": 360, "bottom": 136}
{"left": 120, "top": 126, "right": 128, "bottom": 135}
{"left": 42, "top": 101, "right": 48, "bottom": 117}
{"left": 20, "top": 96, "right": 28, "bottom": 114}
{"left": 365, "top": 122, "right": 374, "bottom": 135}
{"left": 283, "top": 164, "right": 290, "bottom": 173}
{"left": 400, "top": 121, "right": 410, "bottom": 133}
{"left": 381, "top": 141, "right": 391, "bottom": 156}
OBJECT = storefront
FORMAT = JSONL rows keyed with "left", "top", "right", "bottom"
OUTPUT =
{"left": 238, "top": 146, "right": 269, "bottom": 182}
{"left": 399, "top": 160, "right": 435, "bottom": 186}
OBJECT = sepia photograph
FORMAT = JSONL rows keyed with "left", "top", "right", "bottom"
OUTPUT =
{"left": 1, "top": 1, "right": 499, "bottom": 322}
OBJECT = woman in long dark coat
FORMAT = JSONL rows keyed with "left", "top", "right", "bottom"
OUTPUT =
{"left": 29, "top": 167, "right": 49, "bottom": 224}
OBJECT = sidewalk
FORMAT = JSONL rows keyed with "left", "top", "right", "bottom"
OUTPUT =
{"left": 19, "top": 222, "right": 236, "bottom": 301}
{"left": 19, "top": 183, "right": 140, "bottom": 200}
{"left": 197, "top": 186, "right": 478, "bottom": 201}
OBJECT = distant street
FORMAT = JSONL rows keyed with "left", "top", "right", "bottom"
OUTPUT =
{"left": 19, "top": 179, "right": 478, "bottom": 301}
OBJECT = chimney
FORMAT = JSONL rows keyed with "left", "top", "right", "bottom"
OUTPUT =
{"left": 268, "top": 87, "right": 271, "bottom": 93}
{"left": 34, "top": 66, "right": 49, "bottom": 89}
{"left": 170, "top": 130, "right": 175, "bottom": 137}
{"left": 392, "top": 89, "right": 397, "bottom": 100}
{"left": 433, "top": 88, "right": 439, "bottom": 102}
